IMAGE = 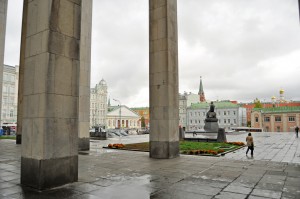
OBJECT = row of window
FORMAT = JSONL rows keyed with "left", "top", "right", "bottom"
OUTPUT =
{"left": 256, "top": 116, "right": 296, "bottom": 122}
{"left": 189, "top": 110, "right": 236, "bottom": 117}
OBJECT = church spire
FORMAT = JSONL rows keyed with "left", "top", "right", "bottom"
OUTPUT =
{"left": 198, "top": 76, "right": 206, "bottom": 102}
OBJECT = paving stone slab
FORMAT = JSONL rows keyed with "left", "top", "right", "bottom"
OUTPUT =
{"left": 251, "top": 188, "right": 282, "bottom": 199}
{"left": 223, "top": 185, "right": 252, "bottom": 195}
{"left": 214, "top": 191, "right": 247, "bottom": 199}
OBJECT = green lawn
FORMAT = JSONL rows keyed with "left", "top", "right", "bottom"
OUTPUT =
{"left": 0, "top": 136, "right": 16, "bottom": 140}
{"left": 121, "top": 141, "right": 243, "bottom": 155}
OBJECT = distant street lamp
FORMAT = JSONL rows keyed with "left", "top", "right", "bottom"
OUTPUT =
{"left": 113, "top": 99, "right": 121, "bottom": 129}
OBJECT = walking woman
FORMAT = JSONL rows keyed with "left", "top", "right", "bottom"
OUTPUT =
{"left": 246, "top": 133, "right": 254, "bottom": 156}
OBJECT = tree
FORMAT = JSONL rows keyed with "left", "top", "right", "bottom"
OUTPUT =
{"left": 254, "top": 98, "right": 263, "bottom": 108}
{"left": 141, "top": 116, "right": 146, "bottom": 128}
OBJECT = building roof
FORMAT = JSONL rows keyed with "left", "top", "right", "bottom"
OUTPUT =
{"left": 253, "top": 106, "right": 300, "bottom": 113}
{"left": 189, "top": 101, "right": 239, "bottom": 109}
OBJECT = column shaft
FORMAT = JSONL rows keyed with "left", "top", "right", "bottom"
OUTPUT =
{"left": 149, "top": 0, "right": 179, "bottom": 159}
{"left": 78, "top": 0, "right": 92, "bottom": 151}
{"left": 0, "top": 0, "right": 8, "bottom": 133}
{"left": 21, "top": 0, "right": 81, "bottom": 190}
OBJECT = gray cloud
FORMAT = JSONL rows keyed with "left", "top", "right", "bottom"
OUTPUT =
{"left": 4, "top": 0, "right": 300, "bottom": 107}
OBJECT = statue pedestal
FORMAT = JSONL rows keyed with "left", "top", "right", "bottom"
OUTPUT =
{"left": 217, "top": 128, "right": 227, "bottom": 142}
{"left": 204, "top": 118, "right": 219, "bottom": 133}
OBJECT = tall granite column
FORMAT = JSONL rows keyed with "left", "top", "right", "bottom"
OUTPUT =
{"left": 0, "top": 0, "right": 7, "bottom": 130}
{"left": 149, "top": 0, "right": 179, "bottom": 159}
{"left": 78, "top": 0, "right": 92, "bottom": 151}
{"left": 16, "top": 0, "right": 28, "bottom": 144}
{"left": 21, "top": 0, "right": 81, "bottom": 190}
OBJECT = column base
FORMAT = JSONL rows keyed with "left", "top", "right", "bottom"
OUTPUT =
{"left": 78, "top": 137, "right": 90, "bottom": 151}
{"left": 21, "top": 156, "right": 78, "bottom": 190}
{"left": 150, "top": 141, "right": 179, "bottom": 159}
{"left": 16, "top": 134, "right": 22, "bottom": 144}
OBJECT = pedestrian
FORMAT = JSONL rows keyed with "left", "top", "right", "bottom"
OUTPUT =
{"left": 295, "top": 126, "right": 299, "bottom": 138}
{"left": 246, "top": 133, "right": 254, "bottom": 156}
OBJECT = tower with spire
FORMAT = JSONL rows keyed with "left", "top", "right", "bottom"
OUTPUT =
{"left": 198, "top": 76, "right": 206, "bottom": 102}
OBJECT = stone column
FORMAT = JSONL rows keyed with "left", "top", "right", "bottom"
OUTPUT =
{"left": 16, "top": 0, "right": 28, "bottom": 144}
{"left": 21, "top": 0, "right": 81, "bottom": 190}
{"left": 149, "top": 0, "right": 179, "bottom": 159}
{"left": 78, "top": 0, "right": 92, "bottom": 151}
{"left": 0, "top": 0, "right": 7, "bottom": 131}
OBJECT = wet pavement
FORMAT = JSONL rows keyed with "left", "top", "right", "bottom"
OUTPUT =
{"left": 0, "top": 132, "right": 300, "bottom": 198}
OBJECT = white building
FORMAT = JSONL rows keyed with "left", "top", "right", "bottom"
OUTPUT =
{"left": 90, "top": 79, "right": 108, "bottom": 128}
{"left": 179, "top": 92, "right": 199, "bottom": 129}
{"left": 186, "top": 101, "right": 246, "bottom": 131}
{"left": 1, "top": 65, "right": 19, "bottom": 126}
{"left": 106, "top": 106, "right": 141, "bottom": 129}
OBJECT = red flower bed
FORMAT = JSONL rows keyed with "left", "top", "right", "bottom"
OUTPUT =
{"left": 107, "top": 143, "right": 125, "bottom": 149}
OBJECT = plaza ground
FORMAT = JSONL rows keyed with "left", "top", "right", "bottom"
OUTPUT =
{"left": 0, "top": 132, "right": 299, "bottom": 198}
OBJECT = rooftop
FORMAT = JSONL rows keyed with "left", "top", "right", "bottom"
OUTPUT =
{"left": 253, "top": 106, "right": 300, "bottom": 113}
{"left": 189, "top": 101, "right": 240, "bottom": 109}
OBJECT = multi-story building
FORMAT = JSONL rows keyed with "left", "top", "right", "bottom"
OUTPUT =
{"left": 251, "top": 107, "right": 300, "bottom": 132}
{"left": 240, "top": 89, "right": 300, "bottom": 125}
{"left": 1, "top": 65, "right": 19, "bottom": 126}
{"left": 131, "top": 107, "right": 149, "bottom": 128}
{"left": 90, "top": 79, "right": 108, "bottom": 128}
{"left": 179, "top": 92, "right": 199, "bottom": 129}
{"left": 106, "top": 106, "right": 141, "bottom": 129}
{"left": 186, "top": 101, "right": 246, "bottom": 131}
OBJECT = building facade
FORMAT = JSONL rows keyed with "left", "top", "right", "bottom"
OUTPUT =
{"left": 1, "top": 65, "right": 18, "bottom": 126}
{"left": 186, "top": 101, "right": 246, "bottom": 131}
{"left": 106, "top": 106, "right": 141, "bottom": 129}
{"left": 251, "top": 107, "right": 300, "bottom": 132}
{"left": 179, "top": 92, "right": 199, "bottom": 129}
{"left": 90, "top": 79, "right": 108, "bottom": 128}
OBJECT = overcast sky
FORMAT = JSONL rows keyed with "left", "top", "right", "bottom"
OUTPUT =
{"left": 4, "top": 0, "right": 300, "bottom": 107}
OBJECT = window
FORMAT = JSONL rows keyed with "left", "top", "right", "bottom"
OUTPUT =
{"left": 9, "top": 110, "right": 13, "bottom": 117}
{"left": 224, "top": 119, "right": 226, "bottom": 124}
{"left": 190, "top": 120, "right": 193, "bottom": 124}
{"left": 288, "top": 116, "right": 295, "bottom": 122}
{"left": 275, "top": 116, "right": 281, "bottom": 122}
{"left": 190, "top": 112, "right": 193, "bottom": 116}
{"left": 224, "top": 111, "right": 226, "bottom": 115}
{"left": 233, "top": 111, "right": 236, "bottom": 115}
{"left": 255, "top": 117, "right": 258, "bottom": 122}
{"left": 234, "top": 119, "right": 236, "bottom": 124}
{"left": 195, "top": 120, "right": 197, "bottom": 124}
{"left": 228, "top": 111, "right": 230, "bottom": 115}
{"left": 228, "top": 119, "right": 230, "bottom": 124}
{"left": 264, "top": 117, "right": 270, "bottom": 122}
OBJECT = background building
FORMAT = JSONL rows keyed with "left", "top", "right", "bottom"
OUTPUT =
{"left": 251, "top": 107, "right": 300, "bottom": 132}
{"left": 186, "top": 101, "right": 246, "bottom": 131}
{"left": 106, "top": 106, "right": 140, "bottom": 129}
{"left": 131, "top": 107, "right": 149, "bottom": 128}
{"left": 90, "top": 79, "right": 108, "bottom": 128}
{"left": 1, "top": 64, "right": 18, "bottom": 127}
{"left": 179, "top": 92, "right": 199, "bottom": 129}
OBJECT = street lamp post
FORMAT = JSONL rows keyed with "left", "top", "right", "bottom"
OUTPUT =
{"left": 113, "top": 99, "right": 121, "bottom": 129}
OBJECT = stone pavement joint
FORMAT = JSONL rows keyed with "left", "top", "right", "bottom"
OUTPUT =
{"left": 0, "top": 132, "right": 300, "bottom": 198}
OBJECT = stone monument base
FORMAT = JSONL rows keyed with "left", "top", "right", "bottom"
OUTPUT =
{"left": 204, "top": 121, "right": 219, "bottom": 133}
{"left": 217, "top": 128, "right": 227, "bottom": 142}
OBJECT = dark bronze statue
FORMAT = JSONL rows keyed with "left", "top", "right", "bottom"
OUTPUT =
{"left": 206, "top": 102, "right": 216, "bottom": 119}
